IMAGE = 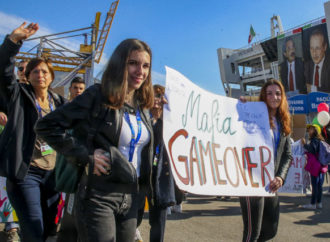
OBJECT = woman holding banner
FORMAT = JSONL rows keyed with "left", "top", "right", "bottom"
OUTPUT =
{"left": 239, "top": 79, "right": 292, "bottom": 242}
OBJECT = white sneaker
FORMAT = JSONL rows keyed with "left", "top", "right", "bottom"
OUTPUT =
{"left": 135, "top": 228, "right": 143, "bottom": 242}
{"left": 166, "top": 206, "right": 171, "bottom": 215}
{"left": 316, "top": 203, "right": 323, "bottom": 209}
{"left": 301, "top": 204, "right": 316, "bottom": 209}
{"left": 172, "top": 204, "right": 182, "bottom": 213}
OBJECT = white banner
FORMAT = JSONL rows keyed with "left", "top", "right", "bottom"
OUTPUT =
{"left": 163, "top": 66, "right": 275, "bottom": 196}
{"left": 279, "top": 140, "right": 304, "bottom": 193}
{"left": 0, "top": 177, "right": 18, "bottom": 222}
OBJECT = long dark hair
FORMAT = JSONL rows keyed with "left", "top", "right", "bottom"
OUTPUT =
{"left": 259, "top": 79, "right": 291, "bottom": 136}
{"left": 101, "top": 39, "right": 154, "bottom": 109}
{"left": 308, "top": 125, "right": 324, "bottom": 141}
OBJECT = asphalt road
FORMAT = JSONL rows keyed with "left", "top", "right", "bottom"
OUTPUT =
{"left": 138, "top": 192, "right": 330, "bottom": 242}
{"left": 0, "top": 192, "right": 329, "bottom": 242}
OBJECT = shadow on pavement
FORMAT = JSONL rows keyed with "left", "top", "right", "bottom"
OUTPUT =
{"left": 144, "top": 205, "right": 242, "bottom": 221}
{"left": 313, "top": 232, "right": 330, "bottom": 239}
{"left": 293, "top": 211, "right": 330, "bottom": 225}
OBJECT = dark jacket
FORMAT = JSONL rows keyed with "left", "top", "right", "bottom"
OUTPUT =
{"left": 274, "top": 133, "right": 293, "bottom": 183}
{"left": 0, "top": 36, "right": 66, "bottom": 181}
{"left": 152, "top": 119, "right": 176, "bottom": 208}
{"left": 322, "top": 124, "right": 330, "bottom": 145}
{"left": 304, "top": 137, "right": 320, "bottom": 155}
{"left": 0, "top": 96, "right": 7, "bottom": 114}
{"left": 35, "top": 84, "right": 154, "bottom": 193}
{"left": 280, "top": 57, "right": 306, "bottom": 94}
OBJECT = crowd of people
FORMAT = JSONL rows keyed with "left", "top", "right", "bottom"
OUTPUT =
{"left": 0, "top": 22, "right": 329, "bottom": 242}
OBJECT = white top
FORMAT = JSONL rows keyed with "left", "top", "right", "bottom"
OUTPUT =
{"left": 118, "top": 113, "right": 150, "bottom": 177}
{"left": 287, "top": 60, "right": 296, "bottom": 90}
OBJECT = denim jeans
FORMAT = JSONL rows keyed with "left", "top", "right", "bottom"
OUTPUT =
{"left": 311, "top": 173, "right": 324, "bottom": 204}
{"left": 239, "top": 196, "right": 279, "bottom": 242}
{"left": 4, "top": 222, "right": 19, "bottom": 232}
{"left": 6, "top": 166, "right": 60, "bottom": 242}
{"left": 75, "top": 183, "right": 142, "bottom": 242}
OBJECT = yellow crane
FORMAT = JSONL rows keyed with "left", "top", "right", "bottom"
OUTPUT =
{"left": 15, "top": 0, "right": 120, "bottom": 88}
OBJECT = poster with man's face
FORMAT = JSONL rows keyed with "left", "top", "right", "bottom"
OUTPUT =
{"left": 302, "top": 24, "right": 330, "bottom": 93}
{"left": 278, "top": 33, "right": 305, "bottom": 94}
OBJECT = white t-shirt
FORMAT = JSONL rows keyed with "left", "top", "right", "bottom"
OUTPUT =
{"left": 118, "top": 112, "right": 150, "bottom": 177}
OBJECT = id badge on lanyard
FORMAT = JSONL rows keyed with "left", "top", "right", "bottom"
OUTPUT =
{"left": 40, "top": 144, "right": 54, "bottom": 156}
{"left": 124, "top": 110, "right": 142, "bottom": 162}
{"left": 35, "top": 95, "right": 54, "bottom": 156}
{"left": 153, "top": 144, "right": 160, "bottom": 166}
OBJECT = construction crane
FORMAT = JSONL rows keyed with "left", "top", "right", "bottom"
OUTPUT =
{"left": 15, "top": 0, "right": 120, "bottom": 88}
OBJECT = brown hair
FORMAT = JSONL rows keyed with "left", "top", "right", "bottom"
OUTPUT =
{"left": 25, "top": 58, "right": 55, "bottom": 81}
{"left": 101, "top": 39, "right": 154, "bottom": 109}
{"left": 153, "top": 84, "right": 165, "bottom": 96}
{"left": 259, "top": 79, "right": 291, "bottom": 136}
{"left": 308, "top": 125, "right": 324, "bottom": 141}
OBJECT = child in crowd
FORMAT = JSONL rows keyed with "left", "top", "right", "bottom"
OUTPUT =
{"left": 301, "top": 124, "right": 325, "bottom": 209}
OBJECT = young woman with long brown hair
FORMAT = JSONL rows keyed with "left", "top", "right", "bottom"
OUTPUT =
{"left": 239, "top": 79, "right": 292, "bottom": 242}
{"left": 36, "top": 39, "right": 154, "bottom": 241}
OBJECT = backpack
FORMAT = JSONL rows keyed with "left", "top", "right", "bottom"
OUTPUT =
{"left": 318, "top": 141, "right": 330, "bottom": 166}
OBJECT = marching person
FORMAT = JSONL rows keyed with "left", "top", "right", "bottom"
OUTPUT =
{"left": 239, "top": 79, "right": 292, "bottom": 242}
{"left": 36, "top": 38, "right": 154, "bottom": 241}
{"left": 301, "top": 124, "right": 325, "bottom": 209}
{"left": 68, "top": 76, "right": 85, "bottom": 101}
{"left": 57, "top": 76, "right": 86, "bottom": 242}
{"left": 136, "top": 84, "right": 176, "bottom": 242}
{"left": 0, "top": 59, "right": 28, "bottom": 242}
{"left": 0, "top": 22, "right": 66, "bottom": 242}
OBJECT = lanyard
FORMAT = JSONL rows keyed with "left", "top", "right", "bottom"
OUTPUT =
{"left": 272, "top": 120, "right": 280, "bottom": 155}
{"left": 124, "top": 110, "right": 142, "bottom": 162}
{"left": 35, "top": 95, "right": 54, "bottom": 118}
{"left": 153, "top": 144, "right": 160, "bottom": 166}
{"left": 155, "top": 144, "right": 160, "bottom": 156}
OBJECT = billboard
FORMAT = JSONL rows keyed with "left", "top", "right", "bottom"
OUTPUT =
{"left": 303, "top": 23, "right": 330, "bottom": 93}
{"left": 277, "top": 20, "right": 330, "bottom": 94}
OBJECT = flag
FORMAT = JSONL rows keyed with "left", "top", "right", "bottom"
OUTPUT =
{"left": 248, "top": 25, "right": 256, "bottom": 44}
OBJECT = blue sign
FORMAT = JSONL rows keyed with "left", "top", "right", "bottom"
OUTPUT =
{"left": 288, "top": 94, "right": 308, "bottom": 114}
{"left": 308, "top": 92, "right": 330, "bottom": 113}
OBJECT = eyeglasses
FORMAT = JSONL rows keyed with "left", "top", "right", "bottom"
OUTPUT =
{"left": 18, "top": 66, "right": 25, "bottom": 72}
{"left": 154, "top": 94, "right": 165, "bottom": 99}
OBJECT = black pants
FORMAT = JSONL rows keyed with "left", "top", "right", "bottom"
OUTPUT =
{"left": 239, "top": 196, "right": 279, "bottom": 242}
{"left": 137, "top": 194, "right": 167, "bottom": 242}
{"left": 75, "top": 183, "right": 141, "bottom": 242}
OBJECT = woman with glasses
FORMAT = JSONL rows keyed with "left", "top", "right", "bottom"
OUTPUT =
{"left": 0, "top": 22, "right": 66, "bottom": 242}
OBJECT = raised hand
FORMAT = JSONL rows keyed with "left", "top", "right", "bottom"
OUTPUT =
{"left": 9, "top": 22, "right": 39, "bottom": 44}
